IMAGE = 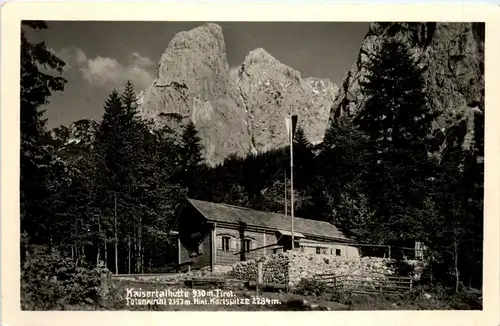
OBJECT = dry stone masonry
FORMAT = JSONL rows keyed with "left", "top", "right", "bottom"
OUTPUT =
{"left": 230, "top": 253, "right": 290, "bottom": 284}
{"left": 230, "top": 252, "right": 425, "bottom": 288}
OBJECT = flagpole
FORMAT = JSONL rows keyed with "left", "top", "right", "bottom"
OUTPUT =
{"left": 284, "top": 170, "right": 287, "bottom": 216}
{"left": 285, "top": 113, "right": 296, "bottom": 252}
{"left": 290, "top": 115, "right": 295, "bottom": 251}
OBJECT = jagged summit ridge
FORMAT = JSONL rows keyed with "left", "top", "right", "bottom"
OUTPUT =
{"left": 137, "top": 23, "right": 251, "bottom": 165}
{"left": 328, "top": 22, "right": 484, "bottom": 151}
{"left": 137, "top": 23, "right": 339, "bottom": 165}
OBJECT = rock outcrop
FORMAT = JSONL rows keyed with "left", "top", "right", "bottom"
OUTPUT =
{"left": 328, "top": 22, "right": 484, "bottom": 151}
{"left": 47, "top": 119, "right": 99, "bottom": 168}
{"left": 233, "top": 48, "right": 338, "bottom": 153}
{"left": 137, "top": 23, "right": 339, "bottom": 166}
{"left": 53, "top": 23, "right": 484, "bottom": 167}
{"left": 50, "top": 119, "right": 99, "bottom": 148}
{"left": 137, "top": 23, "right": 251, "bottom": 166}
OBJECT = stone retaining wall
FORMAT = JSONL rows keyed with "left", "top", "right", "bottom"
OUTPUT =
{"left": 230, "top": 252, "right": 425, "bottom": 287}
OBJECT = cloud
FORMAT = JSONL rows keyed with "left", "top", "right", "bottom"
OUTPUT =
{"left": 131, "top": 52, "right": 155, "bottom": 67}
{"left": 54, "top": 47, "right": 155, "bottom": 89}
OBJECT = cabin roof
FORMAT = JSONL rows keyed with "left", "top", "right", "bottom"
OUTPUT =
{"left": 185, "top": 198, "right": 351, "bottom": 241}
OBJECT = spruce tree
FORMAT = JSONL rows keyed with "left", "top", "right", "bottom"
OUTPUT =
{"left": 355, "top": 40, "right": 433, "bottom": 150}
{"left": 311, "top": 117, "right": 373, "bottom": 240}
{"left": 121, "top": 80, "right": 139, "bottom": 122}
{"left": 293, "top": 126, "right": 314, "bottom": 189}
{"left": 95, "top": 90, "right": 128, "bottom": 187}
{"left": 93, "top": 87, "right": 155, "bottom": 272}
{"left": 179, "top": 121, "right": 204, "bottom": 197}
{"left": 431, "top": 111, "right": 484, "bottom": 289}
{"left": 353, "top": 40, "right": 436, "bottom": 245}
{"left": 20, "top": 21, "right": 67, "bottom": 246}
{"left": 293, "top": 126, "right": 310, "bottom": 149}
{"left": 180, "top": 121, "right": 204, "bottom": 167}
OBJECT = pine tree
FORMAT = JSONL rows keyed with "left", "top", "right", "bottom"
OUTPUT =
{"left": 311, "top": 117, "right": 374, "bottom": 240}
{"left": 178, "top": 121, "right": 205, "bottom": 196}
{"left": 432, "top": 119, "right": 470, "bottom": 289}
{"left": 355, "top": 40, "right": 434, "bottom": 151}
{"left": 180, "top": 121, "right": 204, "bottom": 168}
{"left": 95, "top": 90, "right": 128, "bottom": 187}
{"left": 293, "top": 126, "right": 310, "bottom": 149}
{"left": 20, "top": 21, "right": 67, "bottom": 246}
{"left": 430, "top": 111, "right": 484, "bottom": 290}
{"left": 92, "top": 88, "right": 152, "bottom": 272}
{"left": 293, "top": 126, "right": 314, "bottom": 190}
{"left": 121, "top": 80, "right": 139, "bottom": 122}
{"left": 353, "top": 40, "right": 437, "bottom": 245}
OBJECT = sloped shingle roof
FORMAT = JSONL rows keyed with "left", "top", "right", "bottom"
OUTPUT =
{"left": 186, "top": 198, "right": 350, "bottom": 241}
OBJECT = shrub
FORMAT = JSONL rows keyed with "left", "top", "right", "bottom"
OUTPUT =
{"left": 21, "top": 250, "right": 108, "bottom": 310}
{"left": 294, "top": 278, "right": 328, "bottom": 296}
{"left": 448, "top": 288, "right": 482, "bottom": 310}
{"left": 400, "top": 284, "right": 482, "bottom": 310}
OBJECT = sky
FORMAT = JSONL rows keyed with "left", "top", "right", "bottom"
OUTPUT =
{"left": 28, "top": 21, "right": 370, "bottom": 129}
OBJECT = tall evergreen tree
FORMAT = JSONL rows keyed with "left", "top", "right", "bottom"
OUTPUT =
{"left": 355, "top": 40, "right": 434, "bottom": 151}
{"left": 311, "top": 117, "right": 374, "bottom": 240}
{"left": 20, "top": 21, "right": 67, "bottom": 246}
{"left": 92, "top": 87, "right": 153, "bottom": 272}
{"left": 353, "top": 40, "right": 437, "bottom": 246}
{"left": 180, "top": 121, "right": 204, "bottom": 168}
{"left": 121, "top": 80, "right": 140, "bottom": 122}
{"left": 293, "top": 126, "right": 314, "bottom": 190}
{"left": 178, "top": 121, "right": 204, "bottom": 197}
{"left": 430, "top": 111, "right": 484, "bottom": 290}
{"left": 94, "top": 90, "right": 128, "bottom": 188}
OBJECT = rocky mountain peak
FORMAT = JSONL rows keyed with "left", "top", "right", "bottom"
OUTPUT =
{"left": 50, "top": 119, "right": 98, "bottom": 147}
{"left": 48, "top": 119, "right": 99, "bottom": 162}
{"left": 137, "top": 23, "right": 339, "bottom": 166}
{"left": 328, "top": 22, "right": 484, "bottom": 152}
{"left": 242, "top": 48, "right": 286, "bottom": 68}
{"left": 155, "top": 23, "right": 229, "bottom": 92}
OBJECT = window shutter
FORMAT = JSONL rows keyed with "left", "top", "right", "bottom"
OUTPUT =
{"left": 217, "top": 236, "right": 222, "bottom": 250}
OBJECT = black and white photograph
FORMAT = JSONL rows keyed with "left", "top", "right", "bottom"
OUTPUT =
{"left": 2, "top": 3, "right": 498, "bottom": 321}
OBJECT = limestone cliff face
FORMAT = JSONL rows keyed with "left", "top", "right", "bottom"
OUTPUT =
{"left": 137, "top": 23, "right": 251, "bottom": 166}
{"left": 233, "top": 48, "right": 339, "bottom": 152}
{"left": 137, "top": 23, "right": 339, "bottom": 166}
{"left": 329, "top": 22, "right": 484, "bottom": 151}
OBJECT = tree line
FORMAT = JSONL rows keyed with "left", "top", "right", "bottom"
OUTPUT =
{"left": 21, "top": 22, "right": 483, "bottom": 291}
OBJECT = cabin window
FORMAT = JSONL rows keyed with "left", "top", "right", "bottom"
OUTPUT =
{"left": 243, "top": 239, "right": 251, "bottom": 252}
{"left": 222, "top": 237, "right": 230, "bottom": 251}
{"left": 336, "top": 249, "right": 342, "bottom": 256}
{"left": 316, "top": 247, "right": 321, "bottom": 254}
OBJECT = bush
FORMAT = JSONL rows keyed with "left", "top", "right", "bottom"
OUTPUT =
{"left": 448, "top": 289, "right": 482, "bottom": 310}
{"left": 400, "top": 284, "right": 482, "bottom": 310}
{"left": 293, "top": 278, "right": 328, "bottom": 296}
{"left": 21, "top": 250, "right": 108, "bottom": 310}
